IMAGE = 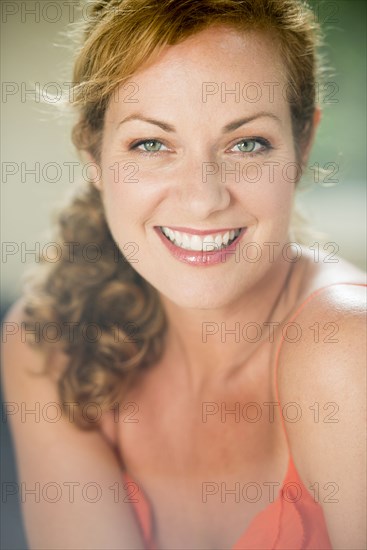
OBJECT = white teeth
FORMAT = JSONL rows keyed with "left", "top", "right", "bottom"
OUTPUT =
{"left": 174, "top": 230, "right": 183, "bottom": 246}
{"left": 190, "top": 235, "right": 203, "bottom": 251}
{"left": 182, "top": 233, "right": 191, "bottom": 249}
{"left": 160, "top": 227, "right": 242, "bottom": 251}
{"left": 203, "top": 235, "right": 215, "bottom": 251}
{"left": 214, "top": 234, "right": 223, "bottom": 247}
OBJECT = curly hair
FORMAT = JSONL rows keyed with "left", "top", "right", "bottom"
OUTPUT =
{"left": 21, "top": 0, "right": 324, "bottom": 428}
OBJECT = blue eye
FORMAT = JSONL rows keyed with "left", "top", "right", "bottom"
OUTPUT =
{"left": 231, "top": 138, "right": 271, "bottom": 154}
{"left": 131, "top": 139, "right": 167, "bottom": 153}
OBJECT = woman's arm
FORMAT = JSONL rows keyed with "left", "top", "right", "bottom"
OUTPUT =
{"left": 277, "top": 284, "right": 367, "bottom": 550}
{"left": 1, "top": 299, "right": 145, "bottom": 550}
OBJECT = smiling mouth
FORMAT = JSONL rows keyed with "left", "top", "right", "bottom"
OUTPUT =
{"left": 159, "top": 226, "right": 245, "bottom": 251}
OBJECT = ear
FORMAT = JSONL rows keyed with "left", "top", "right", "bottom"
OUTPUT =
{"left": 81, "top": 150, "right": 103, "bottom": 191}
{"left": 300, "top": 107, "right": 322, "bottom": 167}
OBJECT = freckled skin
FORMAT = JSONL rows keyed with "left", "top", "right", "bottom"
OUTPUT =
{"left": 3, "top": 23, "right": 363, "bottom": 550}
{"left": 91, "top": 40, "right": 367, "bottom": 550}
{"left": 96, "top": 26, "right": 299, "bottom": 314}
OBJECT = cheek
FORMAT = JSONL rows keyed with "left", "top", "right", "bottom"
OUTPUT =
{"left": 235, "top": 160, "right": 295, "bottom": 220}
{"left": 98, "top": 176, "right": 166, "bottom": 273}
{"left": 100, "top": 155, "right": 142, "bottom": 214}
{"left": 98, "top": 176, "right": 140, "bottom": 247}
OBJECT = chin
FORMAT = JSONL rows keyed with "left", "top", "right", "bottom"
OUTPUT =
{"left": 154, "top": 277, "right": 246, "bottom": 311}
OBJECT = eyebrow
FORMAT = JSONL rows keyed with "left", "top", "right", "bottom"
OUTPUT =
{"left": 117, "top": 111, "right": 282, "bottom": 133}
{"left": 117, "top": 115, "right": 175, "bottom": 132}
{"left": 223, "top": 112, "right": 282, "bottom": 132}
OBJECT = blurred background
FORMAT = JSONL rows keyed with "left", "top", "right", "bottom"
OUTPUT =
{"left": 1, "top": 0, "right": 367, "bottom": 311}
{"left": 1, "top": 1, "right": 366, "bottom": 548}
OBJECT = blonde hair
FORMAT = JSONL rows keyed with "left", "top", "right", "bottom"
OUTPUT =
{"left": 22, "top": 0, "right": 324, "bottom": 428}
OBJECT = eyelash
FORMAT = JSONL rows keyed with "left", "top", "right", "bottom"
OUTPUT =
{"left": 230, "top": 137, "right": 272, "bottom": 156}
{"left": 128, "top": 139, "right": 167, "bottom": 156}
{"left": 128, "top": 137, "right": 273, "bottom": 156}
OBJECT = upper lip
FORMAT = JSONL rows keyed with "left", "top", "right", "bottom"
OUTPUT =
{"left": 156, "top": 225, "right": 244, "bottom": 236}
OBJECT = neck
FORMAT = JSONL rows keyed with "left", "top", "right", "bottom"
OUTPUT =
{"left": 159, "top": 257, "right": 303, "bottom": 394}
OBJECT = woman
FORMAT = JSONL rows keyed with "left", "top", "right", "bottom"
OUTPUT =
{"left": 2, "top": 0, "right": 366, "bottom": 549}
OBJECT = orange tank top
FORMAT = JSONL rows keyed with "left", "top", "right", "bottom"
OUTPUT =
{"left": 122, "top": 282, "right": 366, "bottom": 550}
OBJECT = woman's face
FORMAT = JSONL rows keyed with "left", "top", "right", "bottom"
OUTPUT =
{"left": 98, "top": 26, "right": 301, "bottom": 309}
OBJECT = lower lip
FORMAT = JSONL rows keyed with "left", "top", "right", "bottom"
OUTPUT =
{"left": 154, "top": 227, "right": 247, "bottom": 266}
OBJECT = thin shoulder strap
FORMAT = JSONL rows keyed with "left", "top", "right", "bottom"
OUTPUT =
{"left": 273, "top": 281, "right": 367, "bottom": 451}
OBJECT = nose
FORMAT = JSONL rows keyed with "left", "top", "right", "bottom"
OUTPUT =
{"left": 176, "top": 154, "right": 231, "bottom": 219}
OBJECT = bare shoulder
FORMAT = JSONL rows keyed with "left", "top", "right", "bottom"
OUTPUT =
{"left": 1, "top": 297, "right": 69, "bottom": 384}
{"left": 297, "top": 245, "right": 366, "bottom": 286}
{"left": 1, "top": 297, "right": 117, "bottom": 443}
{"left": 276, "top": 256, "right": 366, "bottom": 550}
{"left": 1, "top": 298, "right": 144, "bottom": 549}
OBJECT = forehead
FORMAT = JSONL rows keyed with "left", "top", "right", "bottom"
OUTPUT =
{"left": 106, "top": 25, "right": 290, "bottom": 124}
